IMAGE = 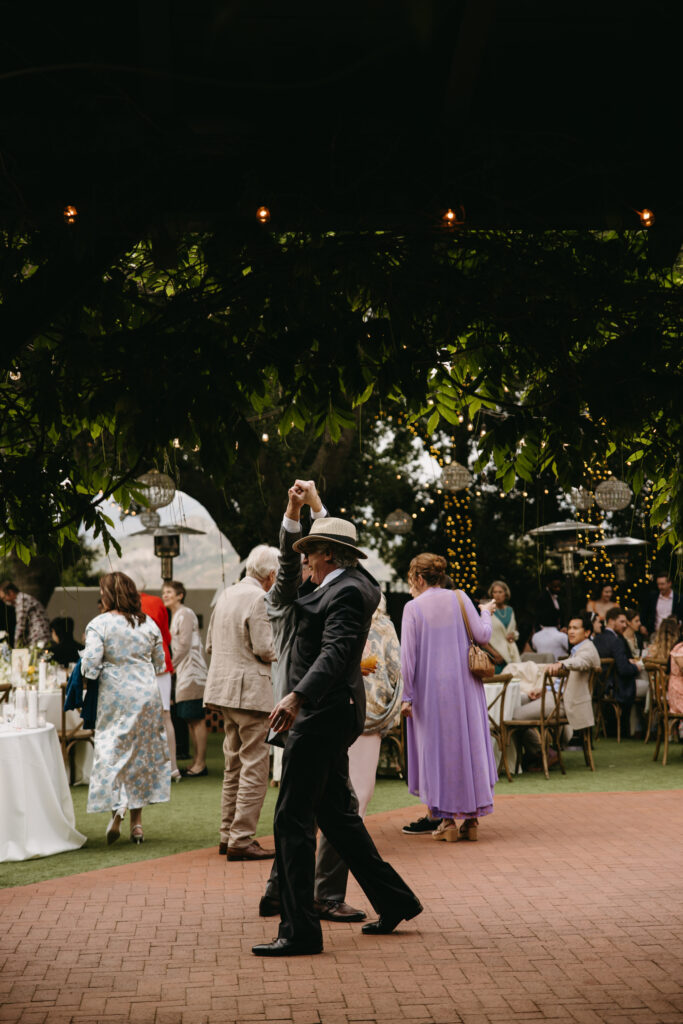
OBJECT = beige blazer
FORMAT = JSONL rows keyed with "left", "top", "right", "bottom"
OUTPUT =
{"left": 171, "top": 605, "right": 207, "bottom": 704}
{"left": 204, "top": 576, "right": 276, "bottom": 714}
{"left": 561, "top": 638, "right": 600, "bottom": 731}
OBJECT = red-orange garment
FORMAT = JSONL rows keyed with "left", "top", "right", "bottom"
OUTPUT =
{"left": 140, "top": 593, "right": 173, "bottom": 674}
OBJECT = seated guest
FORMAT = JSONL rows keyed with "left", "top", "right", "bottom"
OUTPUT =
{"left": 50, "top": 616, "right": 82, "bottom": 667}
{"left": 667, "top": 640, "right": 683, "bottom": 716}
{"left": 531, "top": 623, "right": 569, "bottom": 661}
{"left": 514, "top": 615, "right": 598, "bottom": 768}
{"left": 592, "top": 606, "right": 640, "bottom": 736}
{"left": 647, "top": 616, "right": 681, "bottom": 666}
{"left": 640, "top": 572, "right": 683, "bottom": 637}
{"left": 0, "top": 581, "right": 51, "bottom": 647}
{"left": 623, "top": 608, "right": 644, "bottom": 656}
{"left": 586, "top": 582, "right": 618, "bottom": 626}
{"left": 488, "top": 581, "right": 521, "bottom": 674}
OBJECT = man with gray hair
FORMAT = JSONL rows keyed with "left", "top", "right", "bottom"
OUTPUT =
{"left": 204, "top": 544, "right": 279, "bottom": 861}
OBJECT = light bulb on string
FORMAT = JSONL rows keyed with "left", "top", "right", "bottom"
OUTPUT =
{"left": 256, "top": 205, "right": 271, "bottom": 224}
{"left": 637, "top": 208, "right": 655, "bottom": 228}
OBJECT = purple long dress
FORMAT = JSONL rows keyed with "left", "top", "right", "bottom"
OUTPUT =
{"left": 401, "top": 588, "right": 497, "bottom": 819}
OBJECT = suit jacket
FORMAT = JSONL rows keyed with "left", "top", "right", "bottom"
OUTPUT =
{"left": 560, "top": 638, "right": 600, "bottom": 731}
{"left": 290, "top": 565, "right": 381, "bottom": 740}
{"left": 534, "top": 589, "right": 563, "bottom": 631}
{"left": 204, "top": 576, "right": 276, "bottom": 713}
{"left": 639, "top": 589, "right": 683, "bottom": 636}
{"left": 593, "top": 628, "right": 638, "bottom": 703}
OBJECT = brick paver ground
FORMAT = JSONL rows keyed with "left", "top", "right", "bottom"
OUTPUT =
{"left": 1, "top": 790, "right": 683, "bottom": 1024}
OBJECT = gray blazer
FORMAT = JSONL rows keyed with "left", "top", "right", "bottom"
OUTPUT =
{"left": 204, "top": 576, "right": 276, "bottom": 714}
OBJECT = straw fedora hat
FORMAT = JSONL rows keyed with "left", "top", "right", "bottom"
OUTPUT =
{"left": 292, "top": 517, "right": 368, "bottom": 559}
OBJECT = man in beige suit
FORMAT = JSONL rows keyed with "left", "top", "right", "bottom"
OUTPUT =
{"left": 205, "top": 545, "right": 279, "bottom": 861}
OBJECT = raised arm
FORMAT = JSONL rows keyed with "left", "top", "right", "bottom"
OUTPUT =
{"left": 458, "top": 591, "right": 493, "bottom": 646}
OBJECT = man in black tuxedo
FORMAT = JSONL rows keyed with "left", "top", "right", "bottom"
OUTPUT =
{"left": 533, "top": 573, "right": 564, "bottom": 632}
{"left": 252, "top": 514, "right": 422, "bottom": 957}
{"left": 593, "top": 605, "right": 641, "bottom": 734}
{"left": 639, "top": 572, "right": 683, "bottom": 636}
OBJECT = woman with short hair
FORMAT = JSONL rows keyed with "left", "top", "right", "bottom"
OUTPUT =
{"left": 162, "top": 580, "right": 209, "bottom": 778}
{"left": 81, "top": 572, "right": 170, "bottom": 845}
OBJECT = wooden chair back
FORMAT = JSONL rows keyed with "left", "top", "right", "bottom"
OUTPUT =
{"left": 0, "top": 682, "right": 10, "bottom": 704}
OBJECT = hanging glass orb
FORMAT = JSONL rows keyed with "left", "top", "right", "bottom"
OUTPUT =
{"left": 136, "top": 469, "right": 176, "bottom": 510}
{"left": 594, "top": 476, "right": 632, "bottom": 512}
{"left": 441, "top": 462, "right": 473, "bottom": 492}
{"left": 385, "top": 509, "right": 413, "bottom": 535}
{"left": 139, "top": 508, "right": 161, "bottom": 530}
{"left": 570, "top": 486, "right": 595, "bottom": 511}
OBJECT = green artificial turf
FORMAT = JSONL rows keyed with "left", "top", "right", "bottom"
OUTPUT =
{"left": 1, "top": 733, "right": 681, "bottom": 889}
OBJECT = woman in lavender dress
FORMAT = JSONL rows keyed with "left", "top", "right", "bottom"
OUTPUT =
{"left": 400, "top": 554, "right": 497, "bottom": 842}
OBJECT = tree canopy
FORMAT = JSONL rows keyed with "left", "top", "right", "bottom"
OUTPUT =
{"left": 1, "top": 226, "right": 681, "bottom": 565}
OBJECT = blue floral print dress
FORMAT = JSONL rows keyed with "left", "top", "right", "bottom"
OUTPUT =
{"left": 81, "top": 612, "right": 171, "bottom": 814}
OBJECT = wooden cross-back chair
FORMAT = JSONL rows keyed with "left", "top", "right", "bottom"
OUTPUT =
{"left": 0, "top": 682, "right": 11, "bottom": 704}
{"left": 484, "top": 674, "right": 515, "bottom": 781}
{"left": 642, "top": 658, "right": 667, "bottom": 745}
{"left": 645, "top": 660, "right": 683, "bottom": 767}
{"left": 58, "top": 681, "right": 95, "bottom": 784}
{"left": 499, "top": 668, "right": 574, "bottom": 780}
{"left": 593, "top": 658, "right": 621, "bottom": 742}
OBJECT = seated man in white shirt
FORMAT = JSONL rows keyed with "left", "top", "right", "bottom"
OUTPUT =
{"left": 531, "top": 624, "right": 569, "bottom": 661}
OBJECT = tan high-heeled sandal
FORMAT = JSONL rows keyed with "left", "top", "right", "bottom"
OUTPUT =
{"left": 130, "top": 825, "right": 144, "bottom": 845}
{"left": 446, "top": 818, "right": 478, "bottom": 842}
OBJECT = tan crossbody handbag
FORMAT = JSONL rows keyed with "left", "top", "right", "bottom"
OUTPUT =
{"left": 456, "top": 591, "right": 495, "bottom": 680}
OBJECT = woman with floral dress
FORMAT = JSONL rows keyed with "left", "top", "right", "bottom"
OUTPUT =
{"left": 81, "top": 572, "right": 171, "bottom": 845}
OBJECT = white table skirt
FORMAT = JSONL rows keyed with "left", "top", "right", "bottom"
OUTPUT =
{"left": 41, "top": 691, "right": 93, "bottom": 784}
{"left": 0, "top": 723, "right": 86, "bottom": 862}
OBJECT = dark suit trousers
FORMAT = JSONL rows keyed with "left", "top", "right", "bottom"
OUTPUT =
{"left": 264, "top": 786, "right": 357, "bottom": 904}
{"left": 274, "top": 711, "right": 418, "bottom": 946}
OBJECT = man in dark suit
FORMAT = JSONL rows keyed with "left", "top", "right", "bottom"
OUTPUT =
{"left": 593, "top": 605, "right": 640, "bottom": 734}
{"left": 252, "top": 514, "right": 422, "bottom": 957}
{"left": 639, "top": 572, "right": 683, "bottom": 636}
{"left": 533, "top": 573, "right": 564, "bottom": 632}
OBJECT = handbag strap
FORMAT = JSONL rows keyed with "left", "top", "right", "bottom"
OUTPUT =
{"left": 456, "top": 591, "right": 475, "bottom": 645}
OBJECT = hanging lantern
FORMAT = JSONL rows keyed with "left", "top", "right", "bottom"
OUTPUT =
{"left": 256, "top": 205, "right": 271, "bottom": 224}
{"left": 139, "top": 508, "right": 161, "bottom": 530}
{"left": 441, "top": 462, "right": 473, "bottom": 492}
{"left": 63, "top": 205, "right": 78, "bottom": 224}
{"left": 570, "top": 486, "right": 595, "bottom": 511}
{"left": 385, "top": 509, "right": 413, "bottom": 535}
{"left": 594, "top": 476, "right": 632, "bottom": 512}
{"left": 135, "top": 469, "right": 176, "bottom": 510}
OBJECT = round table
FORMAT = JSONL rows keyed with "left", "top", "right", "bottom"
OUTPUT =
{"left": 0, "top": 723, "right": 86, "bottom": 862}
{"left": 40, "top": 690, "right": 93, "bottom": 784}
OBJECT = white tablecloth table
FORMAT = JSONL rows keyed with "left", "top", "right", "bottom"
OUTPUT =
{"left": 40, "top": 690, "right": 93, "bottom": 784}
{"left": 0, "top": 723, "right": 86, "bottom": 862}
{"left": 484, "top": 679, "right": 522, "bottom": 775}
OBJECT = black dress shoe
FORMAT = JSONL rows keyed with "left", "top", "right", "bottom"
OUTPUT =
{"left": 252, "top": 937, "right": 322, "bottom": 957}
{"left": 218, "top": 843, "right": 228, "bottom": 856}
{"left": 259, "top": 894, "right": 281, "bottom": 917}
{"left": 361, "top": 901, "right": 424, "bottom": 935}
{"left": 313, "top": 899, "right": 367, "bottom": 923}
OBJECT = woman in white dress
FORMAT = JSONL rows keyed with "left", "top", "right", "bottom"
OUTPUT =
{"left": 162, "top": 581, "right": 209, "bottom": 778}
{"left": 81, "top": 572, "right": 171, "bottom": 845}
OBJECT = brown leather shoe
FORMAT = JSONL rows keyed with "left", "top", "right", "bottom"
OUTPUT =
{"left": 313, "top": 899, "right": 367, "bottom": 923}
{"left": 226, "top": 840, "right": 275, "bottom": 861}
{"left": 218, "top": 842, "right": 228, "bottom": 855}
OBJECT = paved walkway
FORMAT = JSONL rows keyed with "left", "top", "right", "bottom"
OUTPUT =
{"left": 1, "top": 790, "right": 683, "bottom": 1024}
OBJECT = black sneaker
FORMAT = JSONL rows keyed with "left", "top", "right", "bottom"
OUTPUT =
{"left": 402, "top": 815, "right": 442, "bottom": 835}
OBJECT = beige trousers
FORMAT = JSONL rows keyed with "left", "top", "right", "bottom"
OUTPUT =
{"left": 220, "top": 706, "right": 270, "bottom": 849}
